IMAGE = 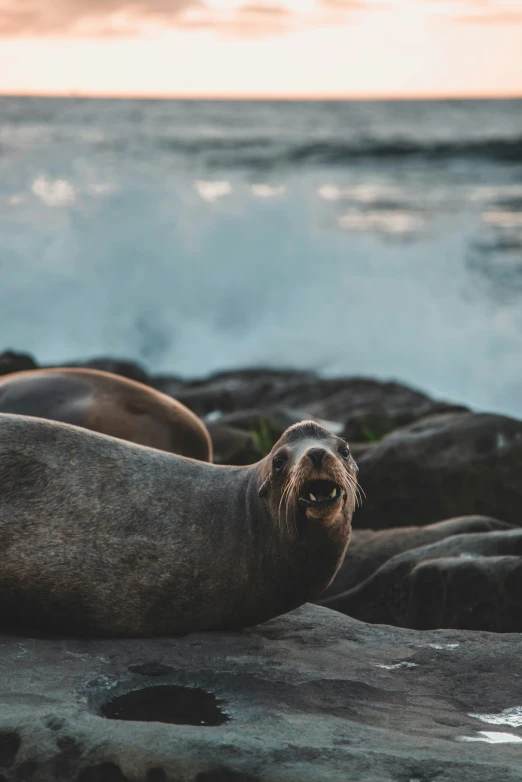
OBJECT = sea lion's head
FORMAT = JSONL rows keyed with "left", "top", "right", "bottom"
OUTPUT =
{"left": 258, "top": 420, "right": 359, "bottom": 535}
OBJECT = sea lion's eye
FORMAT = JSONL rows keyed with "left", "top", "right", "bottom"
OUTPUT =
{"left": 338, "top": 445, "right": 350, "bottom": 459}
{"left": 273, "top": 455, "right": 287, "bottom": 472}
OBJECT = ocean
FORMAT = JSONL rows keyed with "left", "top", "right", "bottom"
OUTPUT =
{"left": 1, "top": 96, "right": 522, "bottom": 417}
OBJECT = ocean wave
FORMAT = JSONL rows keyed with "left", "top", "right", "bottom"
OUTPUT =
{"left": 152, "top": 134, "right": 522, "bottom": 167}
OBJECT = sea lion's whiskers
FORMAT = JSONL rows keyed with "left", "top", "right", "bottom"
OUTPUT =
{"left": 353, "top": 475, "right": 365, "bottom": 506}
{"left": 286, "top": 485, "right": 299, "bottom": 538}
{"left": 356, "top": 480, "right": 366, "bottom": 500}
{"left": 286, "top": 466, "right": 303, "bottom": 536}
{"left": 337, "top": 461, "right": 361, "bottom": 505}
{"left": 341, "top": 468, "right": 359, "bottom": 508}
{"left": 283, "top": 484, "right": 294, "bottom": 537}
{"left": 279, "top": 473, "right": 293, "bottom": 517}
{"left": 345, "top": 473, "right": 362, "bottom": 508}
{"left": 279, "top": 468, "right": 298, "bottom": 537}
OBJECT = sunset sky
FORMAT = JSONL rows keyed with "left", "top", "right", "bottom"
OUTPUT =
{"left": 0, "top": 0, "right": 521, "bottom": 97}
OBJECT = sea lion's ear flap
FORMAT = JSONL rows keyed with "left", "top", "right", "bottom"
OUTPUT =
{"left": 258, "top": 474, "right": 271, "bottom": 498}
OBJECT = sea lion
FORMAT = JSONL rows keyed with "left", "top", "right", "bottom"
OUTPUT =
{"left": 0, "top": 417, "right": 358, "bottom": 637}
{"left": 0, "top": 368, "right": 212, "bottom": 462}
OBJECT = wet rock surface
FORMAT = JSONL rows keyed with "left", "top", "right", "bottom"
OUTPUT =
{"left": 2, "top": 605, "right": 522, "bottom": 782}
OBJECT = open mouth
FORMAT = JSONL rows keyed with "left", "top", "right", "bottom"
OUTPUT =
{"left": 298, "top": 479, "right": 344, "bottom": 508}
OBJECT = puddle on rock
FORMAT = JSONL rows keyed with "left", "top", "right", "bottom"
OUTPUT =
{"left": 457, "top": 731, "right": 522, "bottom": 744}
{"left": 469, "top": 706, "right": 522, "bottom": 728}
{"left": 375, "top": 662, "right": 418, "bottom": 671}
{"left": 100, "top": 685, "right": 229, "bottom": 726}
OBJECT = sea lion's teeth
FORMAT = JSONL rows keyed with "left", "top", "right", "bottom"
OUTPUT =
{"left": 309, "top": 492, "right": 317, "bottom": 502}
{"left": 330, "top": 488, "right": 337, "bottom": 498}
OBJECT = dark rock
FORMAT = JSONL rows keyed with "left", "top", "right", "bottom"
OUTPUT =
{"left": 355, "top": 412, "right": 522, "bottom": 528}
{"left": 348, "top": 441, "right": 378, "bottom": 461}
{"left": 205, "top": 423, "right": 262, "bottom": 465}
{"left": 78, "top": 763, "right": 129, "bottom": 782}
{"left": 0, "top": 352, "right": 37, "bottom": 376}
{"left": 1, "top": 605, "right": 522, "bottom": 781}
{"left": 156, "top": 369, "right": 317, "bottom": 418}
{"left": 0, "top": 732, "right": 20, "bottom": 768}
{"left": 319, "top": 515, "right": 514, "bottom": 600}
{"left": 305, "top": 378, "right": 468, "bottom": 443}
{"left": 64, "top": 358, "right": 151, "bottom": 385}
{"left": 153, "top": 369, "right": 465, "bottom": 442}
{"left": 205, "top": 408, "right": 341, "bottom": 434}
{"left": 146, "top": 376, "right": 187, "bottom": 399}
{"left": 205, "top": 409, "right": 343, "bottom": 463}
{"left": 322, "top": 528, "right": 522, "bottom": 631}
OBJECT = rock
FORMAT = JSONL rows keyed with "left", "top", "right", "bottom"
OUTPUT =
{"left": 153, "top": 370, "right": 465, "bottom": 442}
{"left": 146, "top": 375, "right": 187, "bottom": 399}
{"left": 209, "top": 408, "right": 343, "bottom": 435}
{"left": 0, "top": 351, "right": 37, "bottom": 376}
{"left": 322, "top": 528, "right": 522, "bottom": 632}
{"left": 349, "top": 441, "right": 378, "bottom": 461}
{"left": 355, "top": 412, "right": 522, "bottom": 528}
{"left": 205, "top": 409, "right": 344, "bottom": 464}
{"left": 65, "top": 358, "right": 151, "bottom": 385}
{"left": 1, "top": 605, "right": 522, "bottom": 781}
{"left": 305, "top": 378, "right": 468, "bottom": 442}
{"left": 155, "top": 369, "right": 317, "bottom": 418}
{"left": 205, "top": 423, "right": 262, "bottom": 465}
{"left": 319, "top": 515, "right": 514, "bottom": 601}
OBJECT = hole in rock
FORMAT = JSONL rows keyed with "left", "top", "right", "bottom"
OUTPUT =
{"left": 100, "top": 685, "right": 229, "bottom": 726}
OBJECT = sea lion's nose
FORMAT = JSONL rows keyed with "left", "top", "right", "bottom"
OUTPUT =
{"left": 308, "top": 448, "right": 325, "bottom": 469}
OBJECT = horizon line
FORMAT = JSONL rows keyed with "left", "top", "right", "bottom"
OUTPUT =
{"left": 1, "top": 90, "right": 521, "bottom": 102}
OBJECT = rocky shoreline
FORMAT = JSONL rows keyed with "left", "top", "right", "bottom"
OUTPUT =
{"left": 2, "top": 605, "right": 522, "bottom": 782}
{"left": 1, "top": 350, "right": 522, "bottom": 781}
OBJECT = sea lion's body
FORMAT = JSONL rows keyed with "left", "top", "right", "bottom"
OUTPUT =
{"left": 0, "top": 368, "right": 212, "bottom": 461}
{"left": 0, "top": 416, "right": 357, "bottom": 636}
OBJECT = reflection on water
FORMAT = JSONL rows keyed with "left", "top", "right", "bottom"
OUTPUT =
{"left": 482, "top": 209, "right": 522, "bottom": 229}
{"left": 458, "top": 731, "right": 522, "bottom": 744}
{"left": 194, "top": 180, "right": 232, "bottom": 202}
{"left": 250, "top": 184, "right": 286, "bottom": 198}
{"left": 31, "top": 175, "right": 76, "bottom": 207}
{"left": 338, "top": 209, "right": 422, "bottom": 237}
{"left": 469, "top": 707, "right": 522, "bottom": 728}
{"left": 375, "top": 662, "right": 418, "bottom": 670}
{"left": 1, "top": 97, "right": 522, "bottom": 418}
{"left": 468, "top": 195, "right": 522, "bottom": 301}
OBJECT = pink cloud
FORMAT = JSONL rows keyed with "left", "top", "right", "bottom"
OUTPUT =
{"left": 446, "top": 0, "right": 522, "bottom": 24}
{"left": 456, "top": 12, "right": 522, "bottom": 24}
{"left": 0, "top": 0, "right": 200, "bottom": 36}
{"left": 0, "top": 0, "right": 370, "bottom": 37}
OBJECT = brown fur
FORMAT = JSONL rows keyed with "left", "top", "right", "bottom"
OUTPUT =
{"left": 0, "top": 416, "right": 357, "bottom": 637}
{"left": 0, "top": 367, "right": 212, "bottom": 461}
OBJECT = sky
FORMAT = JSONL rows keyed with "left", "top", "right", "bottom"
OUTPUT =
{"left": 0, "top": 0, "right": 521, "bottom": 97}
